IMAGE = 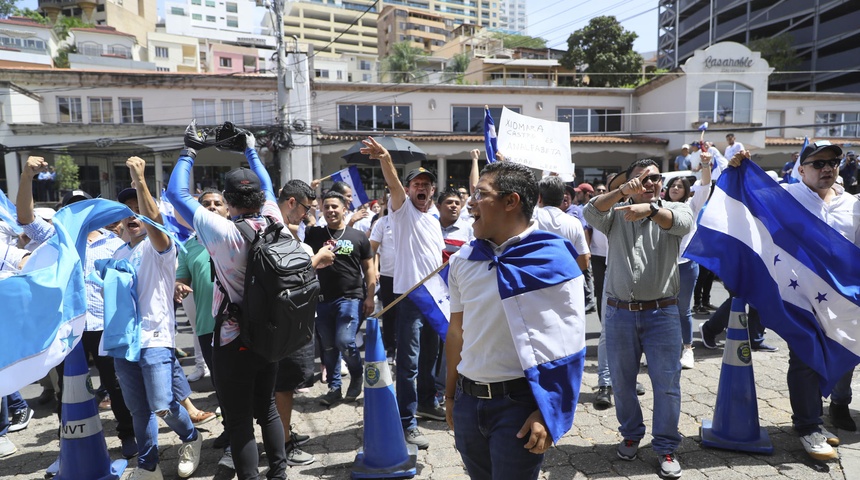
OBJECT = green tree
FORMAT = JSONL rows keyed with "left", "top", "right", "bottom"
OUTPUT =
{"left": 442, "top": 53, "right": 470, "bottom": 84}
{"left": 0, "top": 0, "right": 18, "bottom": 18}
{"left": 381, "top": 41, "right": 427, "bottom": 83}
{"left": 52, "top": 15, "right": 92, "bottom": 41}
{"left": 561, "top": 16, "right": 643, "bottom": 88}
{"left": 491, "top": 32, "right": 547, "bottom": 50}
{"left": 54, "top": 155, "right": 80, "bottom": 193}
{"left": 749, "top": 33, "right": 799, "bottom": 78}
{"left": 12, "top": 7, "right": 48, "bottom": 23}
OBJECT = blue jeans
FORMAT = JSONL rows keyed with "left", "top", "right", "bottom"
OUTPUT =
{"left": 604, "top": 302, "right": 682, "bottom": 454}
{"left": 172, "top": 357, "right": 192, "bottom": 401}
{"left": 6, "top": 391, "right": 27, "bottom": 414}
{"left": 396, "top": 296, "right": 440, "bottom": 430}
{"left": 678, "top": 261, "right": 698, "bottom": 345}
{"left": 452, "top": 384, "right": 543, "bottom": 480}
{"left": 115, "top": 347, "right": 197, "bottom": 471}
{"left": 315, "top": 298, "right": 363, "bottom": 391}
{"left": 596, "top": 294, "right": 611, "bottom": 388}
{"left": 788, "top": 352, "right": 855, "bottom": 435}
{"left": 701, "top": 297, "right": 766, "bottom": 346}
{"left": 831, "top": 369, "right": 855, "bottom": 405}
{"left": 0, "top": 395, "right": 8, "bottom": 436}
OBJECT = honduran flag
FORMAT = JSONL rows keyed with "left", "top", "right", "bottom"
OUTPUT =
{"left": 684, "top": 161, "right": 860, "bottom": 396}
{"left": 330, "top": 165, "right": 370, "bottom": 211}
{"left": 0, "top": 188, "right": 22, "bottom": 235}
{"left": 407, "top": 264, "right": 450, "bottom": 341}
{"left": 0, "top": 199, "right": 134, "bottom": 397}
{"left": 463, "top": 231, "right": 586, "bottom": 443}
{"left": 484, "top": 107, "right": 498, "bottom": 163}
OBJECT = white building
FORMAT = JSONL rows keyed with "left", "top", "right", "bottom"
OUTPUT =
{"left": 499, "top": 0, "right": 527, "bottom": 35}
{"left": 163, "top": 0, "right": 274, "bottom": 48}
{"left": 67, "top": 26, "right": 155, "bottom": 71}
{"left": 0, "top": 17, "right": 59, "bottom": 69}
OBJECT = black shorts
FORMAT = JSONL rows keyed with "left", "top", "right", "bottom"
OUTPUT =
{"left": 275, "top": 339, "right": 315, "bottom": 392}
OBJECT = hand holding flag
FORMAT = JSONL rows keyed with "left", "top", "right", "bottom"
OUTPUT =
{"left": 484, "top": 106, "right": 498, "bottom": 164}
{"left": 329, "top": 165, "right": 370, "bottom": 210}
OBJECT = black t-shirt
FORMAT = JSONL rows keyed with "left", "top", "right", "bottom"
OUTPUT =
{"left": 305, "top": 225, "right": 372, "bottom": 301}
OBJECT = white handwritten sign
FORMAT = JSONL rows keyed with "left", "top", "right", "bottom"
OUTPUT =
{"left": 496, "top": 107, "right": 573, "bottom": 175}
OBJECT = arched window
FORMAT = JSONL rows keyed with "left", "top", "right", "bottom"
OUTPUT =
{"left": 698, "top": 81, "right": 752, "bottom": 124}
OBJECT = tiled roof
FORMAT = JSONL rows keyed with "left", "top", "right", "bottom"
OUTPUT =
{"left": 70, "top": 27, "right": 136, "bottom": 38}
{"left": 765, "top": 137, "right": 860, "bottom": 146}
{"left": 318, "top": 133, "right": 669, "bottom": 144}
{"left": 0, "top": 17, "right": 51, "bottom": 29}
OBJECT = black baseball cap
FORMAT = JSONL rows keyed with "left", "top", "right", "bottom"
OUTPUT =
{"left": 800, "top": 140, "right": 842, "bottom": 163}
{"left": 62, "top": 189, "right": 92, "bottom": 207}
{"left": 117, "top": 188, "right": 137, "bottom": 205}
{"left": 404, "top": 167, "right": 436, "bottom": 185}
{"left": 224, "top": 167, "right": 261, "bottom": 194}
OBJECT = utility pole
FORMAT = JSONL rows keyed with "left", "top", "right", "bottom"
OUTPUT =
{"left": 272, "top": 0, "right": 292, "bottom": 187}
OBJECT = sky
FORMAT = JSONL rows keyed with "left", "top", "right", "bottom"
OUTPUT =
{"left": 15, "top": 0, "right": 660, "bottom": 54}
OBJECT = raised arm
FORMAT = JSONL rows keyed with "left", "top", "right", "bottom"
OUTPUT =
{"left": 469, "top": 148, "right": 480, "bottom": 194}
{"left": 360, "top": 137, "right": 406, "bottom": 211}
{"left": 16, "top": 156, "right": 48, "bottom": 225}
{"left": 127, "top": 156, "right": 170, "bottom": 252}
{"left": 243, "top": 131, "right": 276, "bottom": 204}
{"left": 166, "top": 123, "right": 210, "bottom": 225}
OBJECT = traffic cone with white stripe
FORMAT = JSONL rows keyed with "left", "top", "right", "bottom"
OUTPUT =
{"left": 352, "top": 317, "right": 417, "bottom": 479}
{"left": 55, "top": 342, "right": 127, "bottom": 480}
{"left": 700, "top": 298, "right": 773, "bottom": 454}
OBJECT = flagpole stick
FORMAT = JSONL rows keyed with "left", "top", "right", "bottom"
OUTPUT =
{"left": 370, "top": 260, "right": 449, "bottom": 319}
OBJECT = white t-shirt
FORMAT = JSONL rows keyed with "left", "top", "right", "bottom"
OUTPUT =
{"left": 112, "top": 237, "right": 176, "bottom": 349}
{"left": 388, "top": 197, "right": 444, "bottom": 294}
{"left": 589, "top": 228, "right": 609, "bottom": 257}
{"left": 193, "top": 199, "right": 284, "bottom": 346}
{"left": 678, "top": 183, "right": 711, "bottom": 264}
{"left": 783, "top": 182, "right": 860, "bottom": 246}
{"left": 724, "top": 142, "right": 744, "bottom": 160}
{"left": 369, "top": 215, "right": 395, "bottom": 277}
{"left": 533, "top": 206, "right": 590, "bottom": 257}
{"left": 353, "top": 215, "right": 372, "bottom": 234}
{"left": 0, "top": 243, "right": 28, "bottom": 271}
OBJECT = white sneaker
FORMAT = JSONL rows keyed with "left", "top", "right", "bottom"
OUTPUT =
{"left": 0, "top": 435, "right": 17, "bottom": 458}
{"left": 177, "top": 433, "right": 203, "bottom": 478}
{"left": 186, "top": 365, "right": 209, "bottom": 383}
{"left": 680, "top": 347, "right": 695, "bottom": 370}
{"left": 800, "top": 431, "right": 838, "bottom": 460}
{"left": 127, "top": 465, "right": 163, "bottom": 480}
{"left": 820, "top": 427, "right": 840, "bottom": 446}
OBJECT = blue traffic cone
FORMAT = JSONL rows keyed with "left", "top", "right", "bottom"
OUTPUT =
{"left": 55, "top": 341, "right": 128, "bottom": 480}
{"left": 352, "top": 317, "right": 417, "bottom": 479}
{"left": 700, "top": 298, "right": 773, "bottom": 454}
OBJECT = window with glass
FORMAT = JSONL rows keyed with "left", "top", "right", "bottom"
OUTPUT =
{"left": 170, "top": 7, "right": 185, "bottom": 15}
{"left": 338, "top": 104, "right": 411, "bottom": 131}
{"left": 315, "top": 69, "right": 330, "bottom": 78}
{"left": 205, "top": 0, "right": 215, "bottom": 6}
{"left": 191, "top": 0, "right": 201, "bottom": 4}
{"left": 557, "top": 108, "right": 622, "bottom": 133}
{"left": 120, "top": 98, "right": 144, "bottom": 124}
{"left": 698, "top": 81, "right": 752, "bottom": 123}
{"left": 815, "top": 112, "right": 859, "bottom": 138}
{"left": 219, "top": 56, "right": 232, "bottom": 67}
{"left": 155, "top": 46, "right": 169, "bottom": 58}
{"left": 156, "top": 66, "right": 170, "bottom": 72}
{"left": 250, "top": 100, "right": 275, "bottom": 125}
{"left": 226, "top": 2, "right": 238, "bottom": 12}
{"left": 226, "top": 17, "right": 238, "bottom": 27}
{"left": 89, "top": 97, "right": 113, "bottom": 123}
{"left": 452, "top": 106, "right": 520, "bottom": 133}
{"left": 206, "top": 15, "right": 216, "bottom": 22}
{"left": 57, "top": 96, "right": 82, "bottom": 123}
{"left": 192, "top": 13, "right": 202, "bottom": 20}
{"left": 359, "top": 60, "right": 372, "bottom": 70}
{"left": 222, "top": 100, "right": 244, "bottom": 124}
{"left": 361, "top": 73, "right": 372, "bottom": 82}
{"left": 192, "top": 99, "right": 217, "bottom": 124}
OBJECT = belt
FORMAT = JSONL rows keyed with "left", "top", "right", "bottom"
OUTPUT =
{"left": 459, "top": 375, "right": 530, "bottom": 400}
{"left": 606, "top": 297, "right": 678, "bottom": 312}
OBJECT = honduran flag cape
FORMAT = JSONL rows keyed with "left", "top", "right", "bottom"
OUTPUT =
{"left": 0, "top": 199, "right": 134, "bottom": 397}
{"left": 462, "top": 230, "right": 586, "bottom": 443}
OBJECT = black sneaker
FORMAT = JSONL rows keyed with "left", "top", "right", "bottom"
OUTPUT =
{"left": 416, "top": 404, "right": 446, "bottom": 421}
{"left": 699, "top": 322, "right": 717, "bottom": 349}
{"left": 320, "top": 388, "right": 342, "bottom": 407}
{"left": 829, "top": 403, "right": 857, "bottom": 431}
{"left": 8, "top": 407, "right": 34, "bottom": 433}
{"left": 751, "top": 343, "right": 779, "bottom": 352}
{"left": 404, "top": 428, "right": 429, "bottom": 450}
{"left": 285, "top": 441, "right": 315, "bottom": 466}
{"left": 290, "top": 426, "right": 310, "bottom": 446}
{"left": 593, "top": 386, "right": 612, "bottom": 409}
{"left": 344, "top": 378, "right": 363, "bottom": 403}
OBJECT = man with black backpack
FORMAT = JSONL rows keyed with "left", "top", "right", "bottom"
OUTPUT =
{"left": 166, "top": 121, "right": 320, "bottom": 480}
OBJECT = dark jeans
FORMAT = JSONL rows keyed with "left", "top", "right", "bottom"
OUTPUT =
{"left": 396, "top": 296, "right": 440, "bottom": 431}
{"left": 694, "top": 266, "right": 716, "bottom": 306}
{"left": 700, "top": 297, "right": 766, "bottom": 347}
{"left": 452, "top": 384, "right": 543, "bottom": 480}
{"left": 377, "top": 275, "right": 398, "bottom": 356}
{"left": 592, "top": 255, "right": 606, "bottom": 320}
{"left": 788, "top": 351, "right": 855, "bottom": 435}
{"left": 0, "top": 395, "right": 8, "bottom": 436}
{"left": 213, "top": 339, "right": 285, "bottom": 480}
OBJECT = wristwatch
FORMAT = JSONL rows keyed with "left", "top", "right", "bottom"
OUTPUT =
{"left": 647, "top": 203, "right": 659, "bottom": 219}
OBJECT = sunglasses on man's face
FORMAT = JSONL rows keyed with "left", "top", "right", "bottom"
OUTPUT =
{"left": 802, "top": 158, "right": 840, "bottom": 170}
{"left": 642, "top": 174, "right": 662, "bottom": 184}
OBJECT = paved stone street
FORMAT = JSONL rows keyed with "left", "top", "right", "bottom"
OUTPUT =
{"left": 2, "top": 282, "right": 859, "bottom": 479}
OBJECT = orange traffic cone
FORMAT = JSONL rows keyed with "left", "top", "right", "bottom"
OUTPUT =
{"left": 700, "top": 298, "right": 773, "bottom": 454}
{"left": 352, "top": 317, "right": 417, "bottom": 479}
{"left": 55, "top": 342, "right": 128, "bottom": 479}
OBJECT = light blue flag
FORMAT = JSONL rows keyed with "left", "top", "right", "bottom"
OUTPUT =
{"left": 788, "top": 137, "right": 809, "bottom": 184}
{"left": 484, "top": 107, "right": 498, "bottom": 163}
{"left": 684, "top": 161, "right": 860, "bottom": 395}
{"left": 464, "top": 231, "right": 586, "bottom": 443}
{"left": 330, "top": 165, "right": 370, "bottom": 210}
{"left": 0, "top": 199, "right": 134, "bottom": 397}
{"left": 0, "top": 188, "right": 22, "bottom": 235}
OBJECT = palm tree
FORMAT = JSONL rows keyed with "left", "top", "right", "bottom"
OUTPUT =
{"left": 443, "top": 53, "right": 470, "bottom": 84}
{"left": 381, "top": 41, "right": 427, "bottom": 83}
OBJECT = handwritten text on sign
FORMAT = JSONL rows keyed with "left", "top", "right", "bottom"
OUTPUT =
{"left": 496, "top": 107, "right": 573, "bottom": 175}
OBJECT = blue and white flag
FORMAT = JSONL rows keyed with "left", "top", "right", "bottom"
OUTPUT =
{"left": 330, "top": 165, "right": 370, "bottom": 211}
{"left": 684, "top": 161, "right": 860, "bottom": 395}
{"left": 406, "top": 264, "right": 450, "bottom": 341}
{"left": 788, "top": 137, "right": 809, "bottom": 184}
{"left": 464, "top": 231, "right": 586, "bottom": 443}
{"left": 484, "top": 107, "right": 498, "bottom": 163}
{"left": 0, "top": 199, "right": 134, "bottom": 397}
{"left": 159, "top": 189, "right": 193, "bottom": 243}
{"left": 698, "top": 121, "right": 709, "bottom": 131}
{"left": 0, "top": 188, "right": 22, "bottom": 235}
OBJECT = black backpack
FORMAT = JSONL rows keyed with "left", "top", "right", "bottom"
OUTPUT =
{"left": 215, "top": 216, "right": 320, "bottom": 362}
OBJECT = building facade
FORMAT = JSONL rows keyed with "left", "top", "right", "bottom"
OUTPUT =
{"left": 658, "top": 0, "right": 860, "bottom": 92}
